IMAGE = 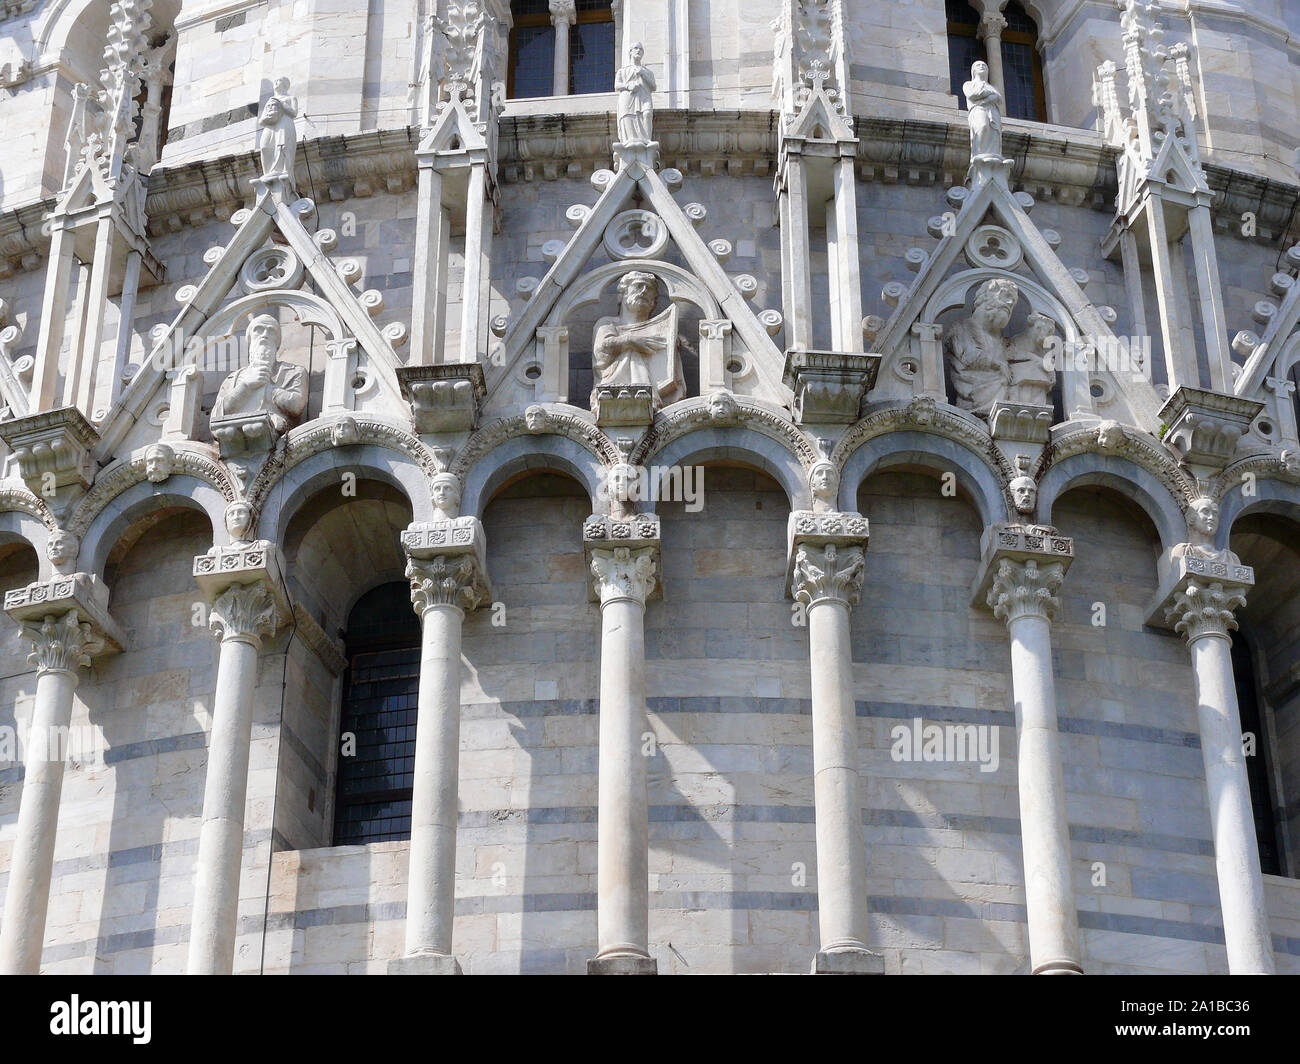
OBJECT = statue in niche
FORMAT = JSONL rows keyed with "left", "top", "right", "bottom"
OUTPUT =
{"left": 210, "top": 314, "right": 308, "bottom": 455}
{"left": 963, "top": 61, "right": 1004, "bottom": 162}
{"left": 591, "top": 271, "right": 685, "bottom": 412}
{"left": 615, "top": 42, "right": 656, "bottom": 146}
{"left": 257, "top": 78, "right": 299, "bottom": 191}
{"left": 944, "top": 279, "right": 1058, "bottom": 419}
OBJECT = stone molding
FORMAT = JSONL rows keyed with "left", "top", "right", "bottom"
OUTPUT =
{"left": 453, "top": 409, "right": 621, "bottom": 478}
{"left": 632, "top": 394, "right": 818, "bottom": 469}
{"left": 1033, "top": 418, "right": 1200, "bottom": 510}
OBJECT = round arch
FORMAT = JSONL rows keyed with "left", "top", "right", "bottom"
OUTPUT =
{"left": 0, "top": 510, "right": 50, "bottom": 582}
{"left": 256, "top": 445, "right": 435, "bottom": 547}
{"left": 838, "top": 429, "right": 1009, "bottom": 527}
{"left": 1037, "top": 452, "right": 1185, "bottom": 553}
{"left": 1218, "top": 477, "right": 1300, "bottom": 550}
{"left": 79, "top": 476, "right": 225, "bottom": 577}
{"left": 461, "top": 433, "right": 607, "bottom": 519}
{"left": 646, "top": 425, "right": 809, "bottom": 511}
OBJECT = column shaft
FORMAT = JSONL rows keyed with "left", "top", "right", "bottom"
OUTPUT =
{"left": 807, "top": 598, "right": 870, "bottom": 954}
{"left": 187, "top": 633, "right": 260, "bottom": 974}
{"left": 405, "top": 602, "right": 465, "bottom": 958}
{"left": 1189, "top": 633, "right": 1274, "bottom": 973}
{"left": 0, "top": 668, "right": 78, "bottom": 974}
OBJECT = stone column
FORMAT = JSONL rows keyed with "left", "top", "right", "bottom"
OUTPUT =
{"left": 390, "top": 519, "right": 489, "bottom": 975}
{"left": 0, "top": 575, "right": 122, "bottom": 974}
{"left": 1160, "top": 562, "right": 1275, "bottom": 974}
{"left": 550, "top": 0, "right": 576, "bottom": 97}
{"left": 976, "top": 525, "right": 1082, "bottom": 975}
{"left": 787, "top": 511, "right": 882, "bottom": 974}
{"left": 978, "top": 11, "right": 1008, "bottom": 97}
{"left": 585, "top": 513, "right": 661, "bottom": 974}
{"left": 187, "top": 544, "right": 288, "bottom": 975}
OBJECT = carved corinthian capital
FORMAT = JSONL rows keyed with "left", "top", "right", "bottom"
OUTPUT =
{"left": 407, "top": 555, "right": 489, "bottom": 614}
{"left": 590, "top": 546, "right": 657, "bottom": 607}
{"left": 987, "top": 558, "right": 1065, "bottom": 625}
{"left": 209, "top": 582, "right": 281, "bottom": 645}
{"left": 1165, "top": 579, "right": 1246, "bottom": 643}
{"left": 791, "top": 543, "right": 866, "bottom": 608}
{"left": 20, "top": 611, "right": 105, "bottom": 674}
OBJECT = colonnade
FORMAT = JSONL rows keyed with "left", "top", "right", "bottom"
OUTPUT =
{"left": 0, "top": 500, "right": 1278, "bottom": 975}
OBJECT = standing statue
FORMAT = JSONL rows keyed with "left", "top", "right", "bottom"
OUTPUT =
{"left": 591, "top": 271, "right": 684, "bottom": 411}
{"left": 210, "top": 314, "right": 309, "bottom": 455}
{"left": 615, "top": 42, "right": 656, "bottom": 146}
{"left": 963, "top": 61, "right": 1003, "bottom": 162}
{"left": 257, "top": 78, "right": 299, "bottom": 190}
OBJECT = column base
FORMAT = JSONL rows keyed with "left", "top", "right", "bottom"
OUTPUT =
{"left": 388, "top": 952, "right": 464, "bottom": 975}
{"left": 1032, "top": 959, "right": 1084, "bottom": 975}
{"left": 587, "top": 954, "right": 658, "bottom": 975}
{"left": 812, "top": 949, "right": 885, "bottom": 975}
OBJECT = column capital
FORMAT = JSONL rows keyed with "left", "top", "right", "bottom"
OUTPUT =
{"left": 5, "top": 572, "right": 125, "bottom": 673}
{"left": 1145, "top": 553, "right": 1254, "bottom": 639}
{"left": 986, "top": 558, "right": 1066, "bottom": 625}
{"left": 979, "top": 11, "right": 1008, "bottom": 37}
{"left": 584, "top": 513, "right": 661, "bottom": 604}
{"left": 193, "top": 541, "right": 290, "bottom": 645}
{"left": 971, "top": 523, "right": 1074, "bottom": 617}
{"left": 549, "top": 0, "right": 577, "bottom": 25}
{"left": 401, "top": 517, "right": 491, "bottom": 614}
{"left": 785, "top": 511, "right": 869, "bottom": 607}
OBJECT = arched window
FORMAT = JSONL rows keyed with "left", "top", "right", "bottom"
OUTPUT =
{"left": 332, "top": 582, "right": 422, "bottom": 846}
{"left": 508, "top": 0, "right": 615, "bottom": 100}
{"left": 946, "top": 0, "right": 1046, "bottom": 123}
{"left": 1232, "top": 628, "right": 1284, "bottom": 876}
{"left": 1001, "top": 2, "right": 1046, "bottom": 122}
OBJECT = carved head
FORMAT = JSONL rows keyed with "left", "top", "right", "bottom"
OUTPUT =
{"left": 972, "top": 278, "right": 1019, "bottom": 333}
{"left": 144, "top": 442, "right": 174, "bottom": 483}
{"left": 46, "top": 529, "right": 78, "bottom": 567}
{"left": 1009, "top": 475, "right": 1038, "bottom": 516}
{"left": 1023, "top": 312, "right": 1057, "bottom": 346}
{"left": 618, "top": 271, "right": 658, "bottom": 321}
{"left": 606, "top": 462, "right": 638, "bottom": 513}
{"left": 431, "top": 473, "right": 462, "bottom": 519}
{"left": 246, "top": 313, "right": 282, "bottom": 365}
{"left": 330, "top": 417, "right": 359, "bottom": 446}
{"left": 1096, "top": 419, "right": 1125, "bottom": 453}
{"left": 971, "top": 60, "right": 989, "bottom": 82}
{"left": 524, "top": 404, "right": 550, "bottom": 433}
{"left": 808, "top": 460, "right": 839, "bottom": 508}
{"left": 262, "top": 97, "right": 281, "bottom": 123}
{"left": 274, "top": 77, "right": 291, "bottom": 95}
{"left": 1188, "top": 496, "right": 1219, "bottom": 540}
{"left": 1282, "top": 450, "right": 1300, "bottom": 477}
{"left": 629, "top": 41, "right": 645, "bottom": 65}
{"left": 225, "top": 501, "right": 254, "bottom": 543}
{"left": 708, "top": 390, "right": 737, "bottom": 422}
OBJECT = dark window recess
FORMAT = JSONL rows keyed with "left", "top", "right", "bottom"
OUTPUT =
{"left": 508, "top": 0, "right": 614, "bottom": 100}
{"left": 333, "top": 582, "right": 422, "bottom": 846}
{"left": 1232, "top": 631, "right": 1282, "bottom": 876}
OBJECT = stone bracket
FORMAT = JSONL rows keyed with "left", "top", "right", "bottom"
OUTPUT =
{"left": 583, "top": 512, "right": 662, "bottom": 602}
{"left": 192, "top": 540, "right": 292, "bottom": 625}
{"left": 1144, "top": 553, "right": 1255, "bottom": 631}
{"left": 592, "top": 384, "right": 655, "bottom": 428}
{"left": 3, "top": 572, "right": 126, "bottom": 654}
{"left": 989, "top": 400, "right": 1053, "bottom": 446}
{"left": 784, "top": 510, "right": 870, "bottom": 599}
{"left": 969, "top": 523, "right": 1075, "bottom": 610}
{"left": 782, "top": 350, "right": 881, "bottom": 425}
{"left": 1158, "top": 386, "right": 1263, "bottom": 474}
{"left": 403, "top": 515, "right": 488, "bottom": 576}
{"left": 397, "top": 363, "right": 487, "bottom": 435}
{"left": 0, "top": 405, "right": 99, "bottom": 501}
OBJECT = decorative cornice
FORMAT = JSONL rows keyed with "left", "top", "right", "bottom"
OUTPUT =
{"left": 987, "top": 557, "right": 1066, "bottom": 626}
{"left": 452, "top": 408, "right": 619, "bottom": 479}
{"left": 66, "top": 444, "right": 238, "bottom": 538}
{"left": 407, "top": 553, "right": 489, "bottom": 614}
{"left": 1166, "top": 578, "right": 1246, "bottom": 643}
{"left": 832, "top": 398, "right": 1017, "bottom": 512}
{"left": 589, "top": 545, "right": 657, "bottom": 608}
{"left": 633, "top": 394, "right": 818, "bottom": 470}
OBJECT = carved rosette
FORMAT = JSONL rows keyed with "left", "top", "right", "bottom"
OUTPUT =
{"left": 20, "top": 611, "right": 105, "bottom": 675}
{"left": 790, "top": 542, "right": 866, "bottom": 609}
{"left": 407, "top": 554, "right": 489, "bottom": 615}
{"left": 987, "top": 558, "right": 1065, "bottom": 626}
{"left": 589, "top": 546, "right": 657, "bottom": 608}
{"left": 1165, "top": 579, "right": 1247, "bottom": 644}
{"left": 209, "top": 582, "right": 280, "bottom": 645}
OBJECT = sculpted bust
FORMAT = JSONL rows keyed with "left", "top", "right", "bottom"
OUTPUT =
{"left": 210, "top": 314, "right": 308, "bottom": 453}
{"left": 1172, "top": 496, "right": 1240, "bottom": 566}
{"left": 591, "top": 271, "right": 684, "bottom": 412}
{"left": 144, "top": 442, "right": 174, "bottom": 483}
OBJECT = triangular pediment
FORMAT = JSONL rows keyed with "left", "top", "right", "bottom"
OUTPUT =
{"left": 784, "top": 88, "right": 854, "bottom": 144}
{"left": 484, "top": 161, "right": 792, "bottom": 415}
{"left": 418, "top": 95, "right": 487, "bottom": 156}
